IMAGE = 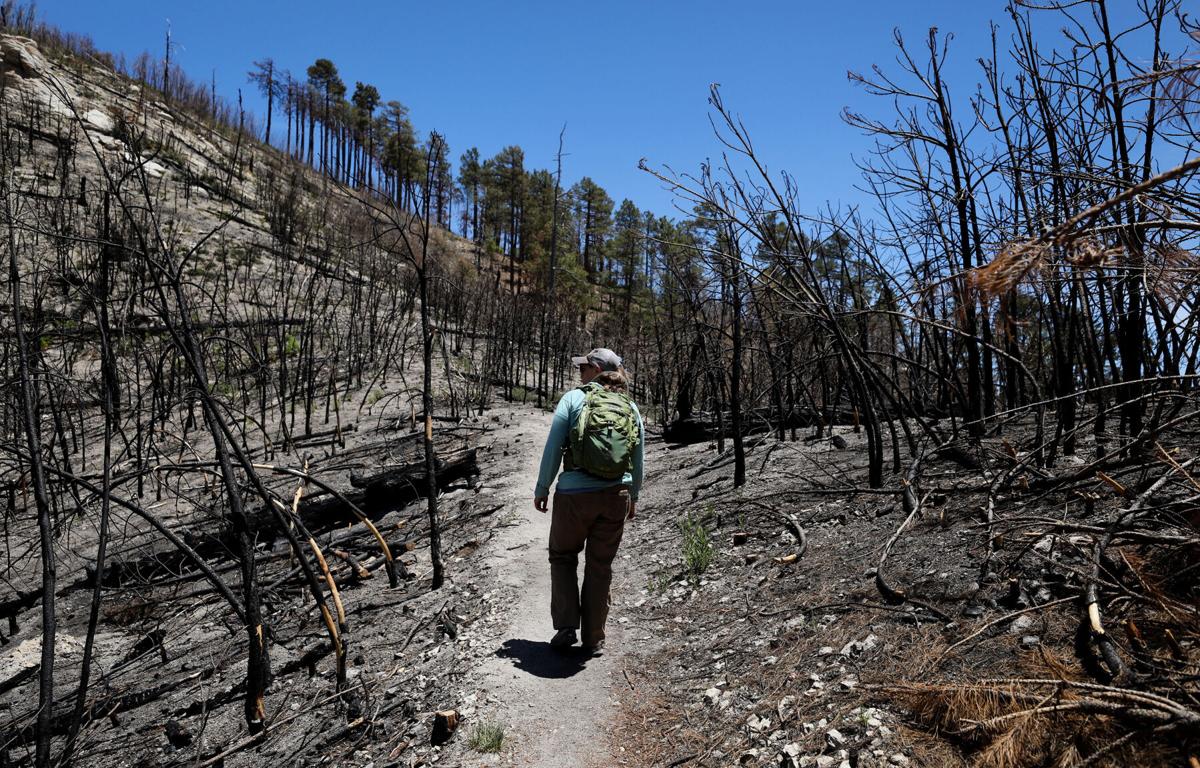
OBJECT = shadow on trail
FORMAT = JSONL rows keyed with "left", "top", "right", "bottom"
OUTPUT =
{"left": 496, "top": 639, "right": 592, "bottom": 679}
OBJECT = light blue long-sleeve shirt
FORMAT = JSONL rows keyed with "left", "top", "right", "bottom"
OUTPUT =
{"left": 534, "top": 387, "right": 645, "bottom": 501}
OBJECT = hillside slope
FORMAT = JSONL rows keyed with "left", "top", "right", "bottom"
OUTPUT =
{"left": 0, "top": 31, "right": 559, "bottom": 767}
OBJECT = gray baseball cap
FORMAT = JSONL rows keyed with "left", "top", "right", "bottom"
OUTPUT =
{"left": 571, "top": 348, "right": 622, "bottom": 371}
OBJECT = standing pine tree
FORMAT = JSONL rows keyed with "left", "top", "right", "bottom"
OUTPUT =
{"left": 572, "top": 177, "right": 613, "bottom": 282}
{"left": 248, "top": 58, "right": 278, "bottom": 146}
{"left": 306, "top": 58, "right": 342, "bottom": 174}
{"left": 458, "top": 147, "right": 482, "bottom": 243}
{"left": 424, "top": 136, "right": 453, "bottom": 228}
{"left": 487, "top": 146, "right": 525, "bottom": 292}
{"left": 611, "top": 198, "right": 642, "bottom": 327}
{"left": 351, "top": 81, "right": 380, "bottom": 188}
{"left": 380, "top": 101, "right": 418, "bottom": 208}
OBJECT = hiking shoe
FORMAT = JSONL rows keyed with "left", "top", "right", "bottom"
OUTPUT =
{"left": 550, "top": 628, "right": 577, "bottom": 649}
{"left": 582, "top": 640, "right": 605, "bottom": 656}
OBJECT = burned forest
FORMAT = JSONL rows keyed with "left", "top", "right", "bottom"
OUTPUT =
{"left": 2, "top": 1, "right": 1200, "bottom": 766}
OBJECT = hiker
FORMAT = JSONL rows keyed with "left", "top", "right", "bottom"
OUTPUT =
{"left": 533, "top": 348, "right": 644, "bottom": 654}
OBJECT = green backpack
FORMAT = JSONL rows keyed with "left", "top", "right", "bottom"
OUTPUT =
{"left": 563, "top": 382, "right": 640, "bottom": 479}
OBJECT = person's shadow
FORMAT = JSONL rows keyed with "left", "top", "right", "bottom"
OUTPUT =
{"left": 496, "top": 639, "right": 590, "bottom": 679}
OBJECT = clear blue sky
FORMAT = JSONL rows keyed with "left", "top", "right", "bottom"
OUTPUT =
{"left": 34, "top": 1, "right": 1148, "bottom": 221}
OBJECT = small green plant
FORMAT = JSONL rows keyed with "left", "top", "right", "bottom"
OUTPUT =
{"left": 509, "top": 385, "right": 532, "bottom": 402}
{"left": 647, "top": 572, "right": 670, "bottom": 595}
{"left": 283, "top": 334, "right": 301, "bottom": 357}
{"left": 468, "top": 721, "right": 505, "bottom": 753}
{"left": 680, "top": 512, "right": 714, "bottom": 580}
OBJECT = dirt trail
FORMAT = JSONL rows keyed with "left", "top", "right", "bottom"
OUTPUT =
{"left": 467, "top": 405, "right": 628, "bottom": 767}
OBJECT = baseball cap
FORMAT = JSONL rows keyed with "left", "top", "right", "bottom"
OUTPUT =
{"left": 570, "top": 348, "right": 622, "bottom": 371}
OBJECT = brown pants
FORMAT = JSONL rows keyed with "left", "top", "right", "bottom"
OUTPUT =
{"left": 548, "top": 486, "right": 630, "bottom": 647}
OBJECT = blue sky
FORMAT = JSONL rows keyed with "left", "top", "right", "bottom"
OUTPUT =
{"left": 36, "top": 2, "right": 1152, "bottom": 221}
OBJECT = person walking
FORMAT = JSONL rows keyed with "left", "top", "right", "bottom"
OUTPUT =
{"left": 533, "top": 348, "right": 644, "bottom": 654}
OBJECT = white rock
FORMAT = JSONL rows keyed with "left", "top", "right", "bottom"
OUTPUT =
{"left": 777, "top": 695, "right": 797, "bottom": 722}
{"left": 0, "top": 37, "right": 45, "bottom": 77}
{"left": 1009, "top": 614, "right": 1035, "bottom": 634}
{"left": 83, "top": 108, "right": 114, "bottom": 133}
{"left": 0, "top": 41, "right": 73, "bottom": 115}
{"left": 826, "top": 728, "right": 846, "bottom": 749}
{"left": 889, "top": 755, "right": 910, "bottom": 766}
{"left": 839, "top": 633, "right": 879, "bottom": 657}
{"left": 141, "top": 159, "right": 167, "bottom": 179}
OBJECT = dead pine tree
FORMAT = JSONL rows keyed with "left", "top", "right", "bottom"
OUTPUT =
{"left": 417, "top": 134, "right": 446, "bottom": 589}
{"left": 358, "top": 132, "right": 448, "bottom": 589}
{"left": 2, "top": 142, "right": 57, "bottom": 768}
{"left": 537, "top": 124, "right": 567, "bottom": 409}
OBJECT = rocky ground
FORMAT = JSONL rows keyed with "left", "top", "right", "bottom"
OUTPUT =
{"left": 606, "top": 429, "right": 945, "bottom": 768}
{"left": 0, "top": 397, "right": 506, "bottom": 766}
{"left": 0, "top": 398, "right": 625, "bottom": 767}
{"left": 2, "top": 388, "right": 1188, "bottom": 768}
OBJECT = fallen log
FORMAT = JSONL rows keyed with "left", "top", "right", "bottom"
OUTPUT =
{"left": 0, "top": 664, "right": 38, "bottom": 696}
{"left": 663, "top": 409, "right": 857, "bottom": 445}
{"left": 0, "top": 671, "right": 205, "bottom": 748}
{"left": 347, "top": 448, "right": 478, "bottom": 499}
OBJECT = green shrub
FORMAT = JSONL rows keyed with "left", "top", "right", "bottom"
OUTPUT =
{"left": 647, "top": 572, "right": 670, "bottom": 595}
{"left": 680, "top": 512, "right": 714, "bottom": 579}
{"left": 468, "top": 721, "right": 505, "bottom": 753}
